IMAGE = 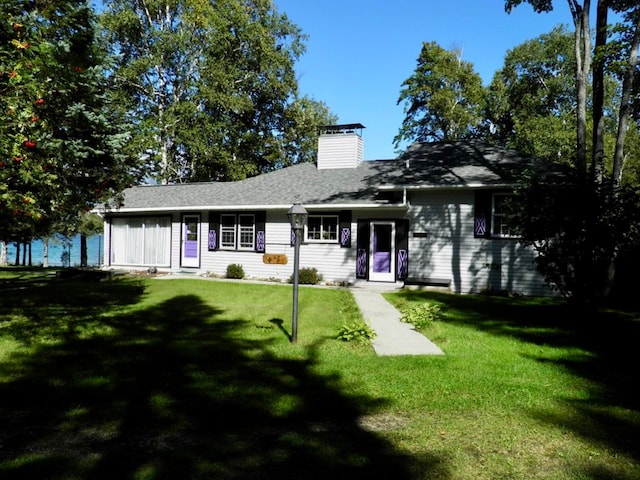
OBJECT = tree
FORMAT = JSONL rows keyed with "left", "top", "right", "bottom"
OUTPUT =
{"left": 485, "top": 26, "right": 578, "bottom": 163}
{"left": 77, "top": 212, "right": 104, "bottom": 267}
{"left": 101, "top": 0, "right": 334, "bottom": 184}
{"left": 505, "top": 0, "right": 640, "bottom": 304}
{"left": 0, "top": 0, "right": 138, "bottom": 248}
{"left": 395, "top": 41, "right": 487, "bottom": 146}
{"left": 278, "top": 96, "right": 338, "bottom": 168}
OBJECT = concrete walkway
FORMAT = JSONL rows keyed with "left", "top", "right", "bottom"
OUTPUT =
{"left": 350, "top": 285, "right": 444, "bottom": 356}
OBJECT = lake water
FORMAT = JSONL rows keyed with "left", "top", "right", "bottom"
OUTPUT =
{"left": 3, "top": 234, "right": 103, "bottom": 267}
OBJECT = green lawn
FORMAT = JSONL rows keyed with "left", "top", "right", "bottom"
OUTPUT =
{"left": 0, "top": 269, "right": 638, "bottom": 479}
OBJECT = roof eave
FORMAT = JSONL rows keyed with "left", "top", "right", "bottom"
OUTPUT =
{"left": 378, "top": 182, "right": 517, "bottom": 191}
{"left": 96, "top": 202, "right": 409, "bottom": 215}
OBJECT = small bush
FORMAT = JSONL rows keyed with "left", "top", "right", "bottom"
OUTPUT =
{"left": 400, "top": 302, "right": 443, "bottom": 330}
{"left": 336, "top": 321, "right": 377, "bottom": 345}
{"left": 226, "top": 264, "right": 245, "bottom": 279}
{"left": 289, "top": 267, "right": 322, "bottom": 285}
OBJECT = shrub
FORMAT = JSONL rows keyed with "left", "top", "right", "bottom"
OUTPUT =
{"left": 400, "top": 302, "right": 443, "bottom": 330}
{"left": 336, "top": 321, "right": 376, "bottom": 345}
{"left": 289, "top": 267, "right": 322, "bottom": 285}
{"left": 225, "top": 264, "right": 245, "bottom": 279}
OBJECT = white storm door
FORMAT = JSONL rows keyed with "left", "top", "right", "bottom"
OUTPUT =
{"left": 181, "top": 214, "right": 200, "bottom": 267}
{"left": 369, "top": 221, "right": 395, "bottom": 282}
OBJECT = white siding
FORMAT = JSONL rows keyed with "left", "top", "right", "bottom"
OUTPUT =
{"left": 407, "top": 190, "right": 551, "bottom": 296}
{"left": 104, "top": 198, "right": 551, "bottom": 296}
{"left": 199, "top": 211, "right": 357, "bottom": 283}
{"left": 102, "top": 219, "right": 111, "bottom": 266}
{"left": 170, "top": 213, "right": 181, "bottom": 270}
{"left": 317, "top": 133, "right": 363, "bottom": 169}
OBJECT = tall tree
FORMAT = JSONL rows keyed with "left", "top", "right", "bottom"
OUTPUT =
{"left": 485, "top": 26, "right": 577, "bottom": 163}
{"left": 505, "top": 0, "right": 640, "bottom": 183}
{"left": 395, "top": 41, "right": 486, "bottom": 146}
{"left": 0, "top": 0, "right": 138, "bottom": 246}
{"left": 101, "top": 0, "right": 332, "bottom": 183}
{"left": 505, "top": 0, "right": 640, "bottom": 303}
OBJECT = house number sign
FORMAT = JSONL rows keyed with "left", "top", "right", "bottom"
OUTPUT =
{"left": 263, "top": 254, "right": 288, "bottom": 265}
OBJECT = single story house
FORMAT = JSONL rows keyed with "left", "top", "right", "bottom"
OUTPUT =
{"left": 98, "top": 124, "right": 552, "bottom": 296}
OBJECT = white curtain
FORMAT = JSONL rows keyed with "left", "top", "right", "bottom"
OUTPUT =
{"left": 111, "top": 217, "right": 171, "bottom": 266}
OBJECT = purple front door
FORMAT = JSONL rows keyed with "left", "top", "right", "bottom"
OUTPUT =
{"left": 182, "top": 215, "right": 200, "bottom": 267}
{"left": 369, "top": 221, "right": 395, "bottom": 282}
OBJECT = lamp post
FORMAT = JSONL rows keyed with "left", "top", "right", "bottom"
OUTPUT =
{"left": 287, "top": 203, "right": 308, "bottom": 343}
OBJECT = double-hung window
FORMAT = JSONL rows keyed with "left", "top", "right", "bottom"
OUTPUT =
{"left": 491, "top": 193, "right": 516, "bottom": 238}
{"left": 306, "top": 215, "right": 338, "bottom": 242}
{"left": 220, "top": 214, "right": 255, "bottom": 250}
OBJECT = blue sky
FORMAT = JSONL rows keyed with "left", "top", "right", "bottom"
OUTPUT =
{"left": 274, "top": 0, "right": 575, "bottom": 160}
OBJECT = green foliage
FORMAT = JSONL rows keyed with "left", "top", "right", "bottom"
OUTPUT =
{"left": 77, "top": 213, "right": 104, "bottom": 237}
{"left": 400, "top": 302, "right": 443, "bottom": 329}
{"left": 225, "top": 263, "right": 245, "bottom": 279}
{"left": 484, "top": 26, "right": 577, "bottom": 161}
{"left": 0, "top": 1, "right": 138, "bottom": 243}
{"left": 100, "top": 0, "right": 336, "bottom": 183}
{"left": 0, "top": 274, "right": 638, "bottom": 478}
{"left": 511, "top": 172, "right": 640, "bottom": 304}
{"left": 289, "top": 267, "right": 322, "bottom": 285}
{"left": 336, "top": 321, "right": 376, "bottom": 345}
{"left": 395, "top": 41, "right": 486, "bottom": 146}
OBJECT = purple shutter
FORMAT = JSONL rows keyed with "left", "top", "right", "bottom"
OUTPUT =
{"left": 255, "top": 211, "right": 266, "bottom": 252}
{"left": 208, "top": 212, "right": 219, "bottom": 251}
{"left": 357, "top": 249, "right": 368, "bottom": 278}
{"left": 208, "top": 230, "right": 217, "bottom": 251}
{"left": 397, "top": 250, "right": 408, "bottom": 279}
{"left": 355, "top": 220, "right": 369, "bottom": 279}
{"left": 474, "top": 191, "right": 491, "bottom": 238}
{"left": 339, "top": 210, "right": 352, "bottom": 248}
{"left": 256, "top": 231, "right": 265, "bottom": 252}
{"left": 474, "top": 214, "right": 487, "bottom": 237}
{"left": 395, "top": 219, "right": 409, "bottom": 280}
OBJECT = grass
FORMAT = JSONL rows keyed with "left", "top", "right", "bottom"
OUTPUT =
{"left": 0, "top": 268, "right": 638, "bottom": 479}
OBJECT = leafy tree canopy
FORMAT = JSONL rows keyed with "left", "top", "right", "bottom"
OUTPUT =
{"left": 503, "top": 0, "right": 640, "bottom": 304}
{"left": 0, "top": 0, "right": 138, "bottom": 243}
{"left": 101, "top": 0, "right": 336, "bottom": 183}
{"left": 395, "top": 41, "right": 486, "bottom": 146}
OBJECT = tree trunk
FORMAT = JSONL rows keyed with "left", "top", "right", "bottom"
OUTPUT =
{"left": 80, "top": 234, "right": 87, "bottom": 267}
{"left": 43, "top": 238, "right": 49, "bottom": 268}
{"left": 27, "top": 242, "right": 32, "bottom": 267}
{"left": 14, "top": 242, "right": 20, "bottom": 266}
{"left": 0, "top": 241, "right": 7, "bottom": 266}
{"left": 601, "top": 11, "right": 640, "bottom": 299}
{"left": 569, "top": 0, "right": 592, "bottom": 176}
{"left": 590, "top": 0, "right": 608, "bottom": 183}
{"left": 612, "top": 13, "right": 640, "bottom": 189}
{"left": 21, "top": 242, "right": 27, "bottom": 266}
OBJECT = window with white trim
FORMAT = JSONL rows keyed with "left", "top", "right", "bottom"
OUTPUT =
{"left": 306, "top": 215, "right": 338, "bottom": 242}
{"left": 110, "top": 216, "right": 171, "bottom": 266}
{"left": 220, "top": 214, "right": 255, "bottom": 249}
{"left": 492, "top": 193, "right": 516, "bottom": 238}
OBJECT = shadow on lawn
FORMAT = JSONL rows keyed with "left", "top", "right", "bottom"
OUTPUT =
{"left": 0, "top": 280, "right": 443, "bottom": 480}
{"left": 395, "top": 290, "right": 640, "bottom": 473}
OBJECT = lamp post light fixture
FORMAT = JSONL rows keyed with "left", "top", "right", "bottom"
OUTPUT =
{"left": 287, "top": 203, "right": 308, "bottom": 343}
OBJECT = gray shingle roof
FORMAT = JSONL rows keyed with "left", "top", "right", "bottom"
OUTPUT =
{"left": 110, "top": 141, "right": 540, "bottom": 212}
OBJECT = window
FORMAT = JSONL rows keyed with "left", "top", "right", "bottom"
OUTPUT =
{"left": 220, "top": 214, "right": 255, "bottom": 250}
{"left": 110, "top": 216, "right": 171, "bottom": 266}
{"left": 492, "top": 194, "right": 516, "bottom": 238}
{"left": 221, "top": 214, "right": 236, "bottom": 249}
{"left": 306, "top": 215, "right": 338, "bottom": 242}
{"left": 238, "top": 214, "right": 255, "bottom": 249}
